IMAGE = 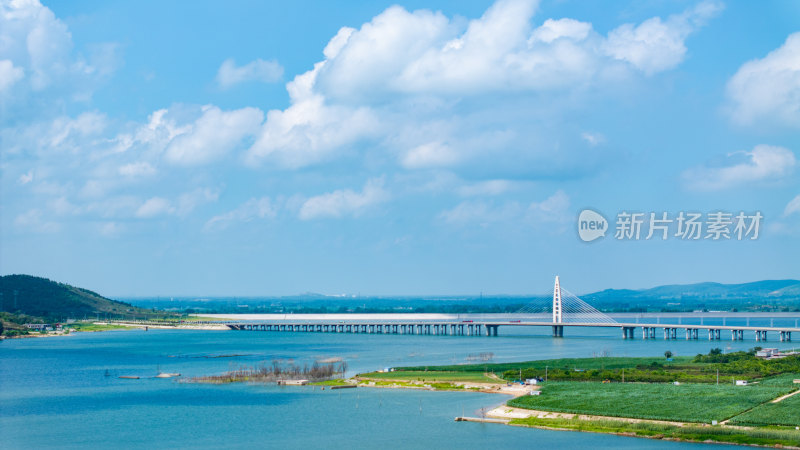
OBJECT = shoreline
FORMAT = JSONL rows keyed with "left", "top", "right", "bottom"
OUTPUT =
{"left": 2, "top": 321, "right": 229, "bottom": 339}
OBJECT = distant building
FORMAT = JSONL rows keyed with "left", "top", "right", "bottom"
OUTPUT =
{"left": 756, "top": 348, "right": 779, "bottom": 358}
{"left": 735, "top": 380, "right": 748, "bottom": 386}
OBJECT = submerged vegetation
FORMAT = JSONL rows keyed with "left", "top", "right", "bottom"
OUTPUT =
{"left": 187, "top": 360, "right": 348, "bottom": 384}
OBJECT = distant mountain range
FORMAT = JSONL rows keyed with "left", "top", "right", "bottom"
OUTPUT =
{"left": 1, "top": 274, "right": 798, "bottom": 318}
{"left": 582, "top": 280, "right": 800, "bottom": 311}
{"left": 586, "top": 279, "right": 800, "bottom": 300}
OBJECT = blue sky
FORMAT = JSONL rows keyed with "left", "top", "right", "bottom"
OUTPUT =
{"left": 1, "top": 0, "right": 799, "bottom": 297}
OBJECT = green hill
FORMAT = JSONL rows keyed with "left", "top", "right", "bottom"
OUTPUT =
{"left": 0, "top": 274, "right": 164, "bottom": 320}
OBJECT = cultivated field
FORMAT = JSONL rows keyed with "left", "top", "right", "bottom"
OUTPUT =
{"left": 509, "top": 381, "right": 793, "bottom": 423}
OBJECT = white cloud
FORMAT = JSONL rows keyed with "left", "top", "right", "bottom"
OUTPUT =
{"left": 245, "top": 62, "right": 378, "bottom": 168}
{"left": 299, "top": 178, "right": 388, "bottom": 220}
{"left": 216, "top": 58, "right": 284, "bottom": 88}
{"left": 176, "top": 187, "right": 219, "bottom": 216}
{"left": 18, "top": 170, "right": 33, "bottom": 184}
{"left": 135, "top": 197, "right": 173, "bottom": 218}
{"left": 784, "top": 194, "right": 800, "bottom": 217}
{"left": 439, "top": 200, "right": 521, "bottom": 225}
{"left": 439, "top": 189, "right": 569, "bottom": 226}
{"left": 603, "top": 1, "right": 722, "bottom": 75}
{"left": 165, "top": 105, "right": 263, "bottom": 165}
{"left": 683, "top": 145, "right": 797, "bottom": 191}
{"left": 98, "top": 221, "right": 123, "bottom": 236}
{"left": 458, "top": 179, "right": 515, "bottom": 197}
{"left": 531, "top": 18, "right": 591, "bottom": 44}
{"left": 401, "top": 141, "right": 459, "bottom": 169}
{"left": 0, "top": 59, "right": 24, "bottom": 91}
{"left": 14, "top": 209, "right": 59, "bottom": 233}
{"left": 727, "top": 32, "right": 800, "bottom": 126}
{"left": 0, "top": 0, "right": 118, "bottom": 99}
{"left": 244, "top": 0, "right": 718, "bottom": 169}
{"left": 581, "top": 131, "right": 605, "bottom": 146}
{"left": 204, "top": 197, "right": 276, "bottom": 231}
{"left": 134, "top": 189, "right": 218, "bottom": 219}
{"left": 526, "top": 189, "right": 570, "bottom": 223}
{"left": 118, "top": 161, "right": 156, "bottom": 177}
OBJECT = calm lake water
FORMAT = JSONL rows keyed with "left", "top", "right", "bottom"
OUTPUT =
{"left": 2, "top": 325, "right": 797, "bottom": 449}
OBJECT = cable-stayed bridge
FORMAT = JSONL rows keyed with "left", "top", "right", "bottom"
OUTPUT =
{"left": 227, "top": 276, "right": 798, "bottom": 342}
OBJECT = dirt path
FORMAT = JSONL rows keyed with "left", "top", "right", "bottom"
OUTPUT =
{"left": 771, "top": 388, "right": 800, "bottom": 403}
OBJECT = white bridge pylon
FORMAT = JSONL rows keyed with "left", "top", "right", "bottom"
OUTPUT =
{"left": 516, "top": 276, "right": 617, "bottom": 325}
{"left": 553, "top": 275, "right": 562, "bottom": 323}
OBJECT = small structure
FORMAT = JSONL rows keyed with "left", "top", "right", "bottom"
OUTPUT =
{"left": 278, "top": 379, "right": 309, "bottom": 386}
{"left": 756, "top": 348, "right": 779, "bottom": 358}
{"left": 735, "top": 380, "right": 748, "bottom": 386}
{"left": 529, "top": 390, "right": 541, "bottom": 396}
{"left": 793, "top": 379, "right": 800, "bottom": 384}
{"left": 525, "top": 378, "right": 539, "bottom": 385}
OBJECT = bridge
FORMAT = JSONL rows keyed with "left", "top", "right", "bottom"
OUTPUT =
{"left": 227, "top": 276, "right": 798, "bottom": 342}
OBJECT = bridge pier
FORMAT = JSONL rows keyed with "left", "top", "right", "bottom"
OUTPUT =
{"left": 780, "top": 331, "right": 792, "bottom": 342}
{"left": 755, "top": 330, "right": 767, "bottom": 341}
{"left": 642, "top": 326, "right": 656, "bottom": 339}
{"left": 621, "top": 327, "right": 635, "bottom": 339}
{"left": 552, "top": 325, "right": 563, "bottom": 338}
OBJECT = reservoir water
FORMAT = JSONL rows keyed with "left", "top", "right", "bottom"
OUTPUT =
{"left": 2, "top": 324, "right": 797, "bottom": 449}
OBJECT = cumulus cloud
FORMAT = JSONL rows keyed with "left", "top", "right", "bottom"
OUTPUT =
{"left": 0, "top": 59, "right": 24, "bottom": 91}
{"left": 603, "top": 1, "right": 722, "bottom": 75}
{"left": 165, "top": 105, "right": 263, "bottom": 165}
{"left": 216, "top": 58, "right": 284, "bottom": 89}
{"left": 526, "top": 189, "right": 570, "bottom": 223}
{"left": 401, "top": 141, "right": 459, "bottom": 169}
{"left": 118, "top": 161, "right": 156, "bottom": 177}
{"left": 245, "top": 61, "right": 378, "bottom": 168}
{"left": 299, "top": 178, "right": 388, "bottom": 220}
{"left": 135, "top": 197, "right": 173, "bottom": 218}
{"left": 784, "top": 194, "right": 800, "bottom": 217}
{"left": 135, "top": 189, "right": 219, "bottom": 219}
{"left": 727, "top": 32, "right": 800, "bottom": 126}
{"left": 683, "top": 145, "right": 797, "bottom": 191}
{"left": 440, "top": 190, "right": 570, "bottom": 226}
{"left": 0, "top": 0, "right": 118, "bottom": 99}
{"left": 204, "top": 197, "right": 276, "bottom": 231}
{"left": 244, "top": 0, "right": 718, "bottom": 169}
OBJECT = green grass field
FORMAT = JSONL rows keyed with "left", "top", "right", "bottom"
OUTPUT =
{"left": 510, "top": 417, "right": 800, "bottom": 447}
{"left": 359, "top": 370, "right": 497, "bottom": 383}
{"left": 69, "top": 322, "right": 130, "bottom": 332}
{"left": 509, "top": 381, "right": 793, "bottom": 423}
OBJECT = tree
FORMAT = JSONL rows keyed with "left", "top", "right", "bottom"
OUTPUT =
{"left": 664, "top": 350, "right": 673, "bottom": 359}
{"left": 710, "top": 348, "right": 722, "bottom": 355}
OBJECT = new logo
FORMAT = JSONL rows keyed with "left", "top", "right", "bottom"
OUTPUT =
{"left": 578, "top": 209, "right": 608, "bottom": 242}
